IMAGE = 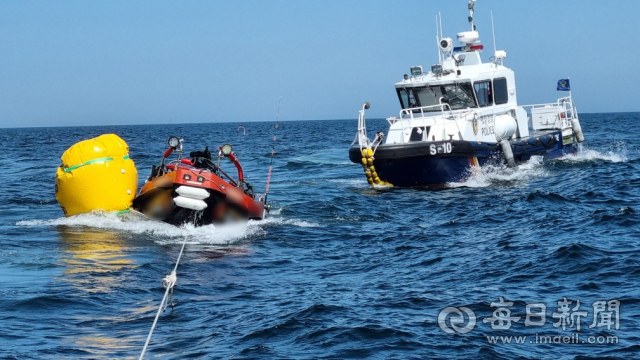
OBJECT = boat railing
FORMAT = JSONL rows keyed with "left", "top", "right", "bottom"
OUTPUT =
{"left": 393, "top": 103, "right": 466, "bottom": 144}
{"left": 520, "top": 96, "right": 577, "bottom": 130}
{"left": 398, "top": 103, "right": 453, "bottom": 122}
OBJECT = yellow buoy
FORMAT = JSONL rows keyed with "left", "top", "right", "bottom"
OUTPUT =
{"left": 55, "top": 134, "right": 138, "bottom": 216}
{"left": 367, "top": 158, "right": 374, "bottom": 166}
{"left": 369, "top": 165, "right": 376, "bottom": 173}
{"left": 361, "top": 149, "right": 368, "bottom": 158}
{"left": 366, "top": 148, "right": 373, "bottom": 158}
{"left": 361, "top": 158, "right": 367, "bottom": 165}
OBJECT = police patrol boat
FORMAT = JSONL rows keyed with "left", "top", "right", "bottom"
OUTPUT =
{"left": 348, "top": 0, "right": 585, "bottom": 188}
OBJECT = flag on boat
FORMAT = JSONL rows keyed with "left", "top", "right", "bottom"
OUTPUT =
{"left": 557, "top": 79, "right": 571, "bottom": 91}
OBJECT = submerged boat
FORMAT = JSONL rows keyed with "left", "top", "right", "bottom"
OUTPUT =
{"left": 349, "top": 0, "right": 585, "bottom": 188}
{"left": 133, "top": 136, "right": 269, "bottom": 226}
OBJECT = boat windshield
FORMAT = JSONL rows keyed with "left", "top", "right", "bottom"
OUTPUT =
{"left": 396, "top": 82, "right": 477, "bottom": 112}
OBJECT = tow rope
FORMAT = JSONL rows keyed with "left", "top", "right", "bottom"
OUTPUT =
{"left": 138, "top": 233, "right": 189, "bottom": 360}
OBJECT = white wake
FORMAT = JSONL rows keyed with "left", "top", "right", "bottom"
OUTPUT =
{"left": 16, "top": 211, "right": 317, "bottom": 245}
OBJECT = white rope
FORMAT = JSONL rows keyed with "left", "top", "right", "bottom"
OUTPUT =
{"left": 139, "top": 234, "right": 189, "bottom": 360}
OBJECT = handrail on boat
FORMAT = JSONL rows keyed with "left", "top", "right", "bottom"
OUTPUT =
{"left": 398, "top": 103, "right": 452, "bottom": 121}
{"left": 394, "top": 103, "right": 466, "bottom": 144}
{"left": 520, "top": 96, "right": 577, "bottom": 130}
{"left": 520, "top": 96, "right": 573, "bottom": 110}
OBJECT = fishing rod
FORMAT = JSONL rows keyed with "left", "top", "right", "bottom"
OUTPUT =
{"left": 264, "top": 97, "right": 280, "bottom": 204}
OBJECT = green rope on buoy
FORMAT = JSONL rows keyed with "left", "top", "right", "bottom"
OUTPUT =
{"left": 63, "top": 157, "right": 113, "bottom": 173}
{"left": 63, "top": 155, "right": 131, "bottom": 173}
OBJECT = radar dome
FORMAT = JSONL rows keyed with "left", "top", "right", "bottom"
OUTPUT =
{"left": 457, "top": 31, "right": 479, "bottom": 44}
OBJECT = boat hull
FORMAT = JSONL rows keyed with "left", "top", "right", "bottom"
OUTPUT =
{"left": 349, "top": 130, "right": 576, "bottom": 187}
{"left": 133, "top": 166, "right": 266, "bottom": 226}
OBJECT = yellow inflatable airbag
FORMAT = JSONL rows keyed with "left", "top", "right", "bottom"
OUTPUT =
{"left": 55, "top": 134, "right": 138, "bottom": 216}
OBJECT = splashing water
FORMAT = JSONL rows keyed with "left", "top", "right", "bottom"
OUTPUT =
{"left": 559, "top": 142, "right": 628, "bottom": 163}
{"left": 447, "top": 156, "right": 548, "bottom": 188}
{"left": 16, "top": 211, "right": 316, "bottom": 245}
{"left": 447, "top": 143, "right": 629, "bottom": 189}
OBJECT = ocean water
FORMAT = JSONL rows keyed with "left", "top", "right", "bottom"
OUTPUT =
{"left": 1, "top": 113, "right": 639, "bottom": 359}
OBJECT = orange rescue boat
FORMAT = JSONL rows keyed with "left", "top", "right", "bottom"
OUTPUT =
{"left": 133, "top": 136, "right": 269, "bottom": 226}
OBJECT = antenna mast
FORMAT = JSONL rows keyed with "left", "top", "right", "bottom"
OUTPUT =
{"left": 468, "top": 0, "right": 476, "bottom": 31}
{"left": 435, "top": 14, "right": 442, "bottom": 63}
{"left": 491, "top": 9, "right": 497, "bottom": 54}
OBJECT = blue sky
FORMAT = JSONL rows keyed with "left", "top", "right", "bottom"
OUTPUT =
{"left": 0, "top": 0, "right": 637, "bottom": 127}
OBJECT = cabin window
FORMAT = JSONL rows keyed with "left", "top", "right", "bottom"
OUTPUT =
{"left": 397, "top": 88, "right": 419, "bottom": 109}
{"left": 493, "top": 78, "right": 508, "bottom": 105}
{"left": 396, "top": 82, "right": 477, "bottom": 111}
{"left": 474, "top": 81, "right": 493, "bottom": 107}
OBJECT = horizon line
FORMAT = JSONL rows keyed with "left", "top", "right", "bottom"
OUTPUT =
{"left": 1, "top": 111, "right": 638, "bottom": 130}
